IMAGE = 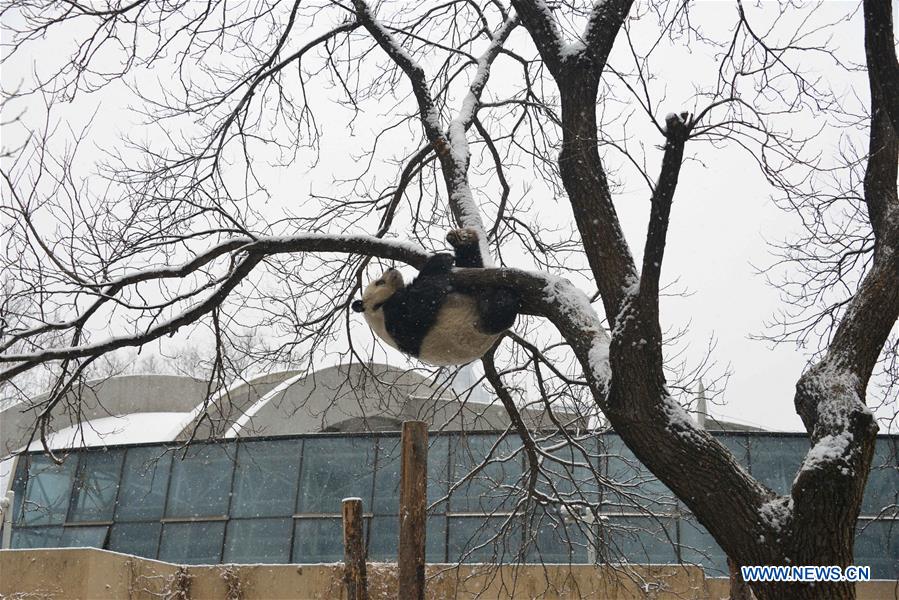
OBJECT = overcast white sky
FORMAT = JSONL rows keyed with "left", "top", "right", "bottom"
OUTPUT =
{"left": 2, "top": 1, "right": 896, "bottom": 432}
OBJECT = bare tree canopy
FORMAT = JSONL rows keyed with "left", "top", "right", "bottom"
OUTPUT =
{"left": 1, "top": 1, "right": 897, "bottom": 598}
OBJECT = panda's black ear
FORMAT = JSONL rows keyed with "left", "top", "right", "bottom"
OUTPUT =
{"left": 351, "top": 300, "right": 365, "bottom": 313}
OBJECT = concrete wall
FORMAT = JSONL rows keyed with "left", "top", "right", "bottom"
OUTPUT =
{"left": 1, "top": 549, "right": 896, "bottom": 600}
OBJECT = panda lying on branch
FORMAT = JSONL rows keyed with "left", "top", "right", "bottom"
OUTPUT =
{"left": 351, "top": 228, "right": 520, "bottom": 366}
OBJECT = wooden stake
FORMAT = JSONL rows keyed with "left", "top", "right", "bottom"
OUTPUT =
{"left": 398, "top": 420, "right": 428, "bottom": 600}
{"left": 342, "top": 497, "right": 368, "bottom": 600}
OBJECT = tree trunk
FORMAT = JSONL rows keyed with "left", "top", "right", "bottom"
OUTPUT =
{"left": 728, "top": 558, "right": 754, "bottom": 600}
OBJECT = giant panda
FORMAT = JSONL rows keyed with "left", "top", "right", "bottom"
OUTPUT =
{"left": 351, "top": 228, "right": 519, "bottom": 366}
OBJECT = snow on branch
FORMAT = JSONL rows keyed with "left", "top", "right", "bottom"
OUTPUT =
{"left": 351, "top": 0, "right": 443, "bottom": 140}
{"left": 639, "top": 111, "right": 693, "bottom": 311}
{"left": 353, "top": 1, "right": 518, "bottom": 263}
{"left": 795, "top": 365, "right": 867, "bottom": 478}
{"left": 541, "top": 274, "right": 611, "bottom": 386}
{"left": 444, "top": 13, "right": 519, "bottom": 262}
{"left": 515, "top": 0, "right": 630, "bottom": 73}
{"left": 510, "top": 0, "right": 566, "bottom": 74}
{"left": 759, "top": 496, "right": 794, "bottom": 534}
{"left": 800, "top": 431, "right": 854, "bottom": 475}
{"left": 0, "top": 234, "right": 429, "bottom": 381}
{"left": 581, "top": 0, "right": 631, "bottom": 67}
{"left": 1, "top": 238, "right": 617, "bottom": 394}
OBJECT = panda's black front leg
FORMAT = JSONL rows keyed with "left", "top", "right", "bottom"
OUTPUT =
{"left": 446, "top": 228, "right": 484, "bottom": 268}
{"left": 417, "top": 252, "right": 455, "bottom": 277}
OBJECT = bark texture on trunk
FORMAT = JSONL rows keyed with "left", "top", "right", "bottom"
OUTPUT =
{"left": 508, "top": 2, "right": 898, "bottom": 599}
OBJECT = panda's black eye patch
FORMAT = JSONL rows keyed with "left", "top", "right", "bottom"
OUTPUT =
{"left": 373, "top": 301, "right": 385, "bottom": 310}
{"left": 375, "top": 280, "right": 385, "bottom": 286}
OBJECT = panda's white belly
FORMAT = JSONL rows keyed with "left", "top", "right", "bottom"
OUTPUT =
{"left": 417, "top": 293, "right": 499, "bottom": 366}
{"left": 365, "top": 292, "right": 499, "bottom": 365}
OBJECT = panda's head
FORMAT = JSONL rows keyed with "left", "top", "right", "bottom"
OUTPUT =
{"left": 351, "top": 268, "right": 404, "bottom": 316}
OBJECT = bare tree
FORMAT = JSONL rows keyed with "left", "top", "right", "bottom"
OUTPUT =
{"left": 1, "top": 1, "right": 896, "bottom": 598}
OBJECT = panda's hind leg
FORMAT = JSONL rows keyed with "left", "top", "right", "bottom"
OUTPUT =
{"left": 477, "top": 287, "right": 520, "bottom": 335}
{"left": 446, "top": 228, "right": 484, "bottom": 268}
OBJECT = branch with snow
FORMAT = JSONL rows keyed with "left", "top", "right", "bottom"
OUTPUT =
{"left": 512, "top": 0, "right": 632, "bottom": 74}
{"left": 443, "top": 13, "right": 519, "bottom": 261}
{"left": 581, "top": 0, "right": 633, "bottom": 70}
{"left": 0, "top": 234, "right": 429, "bottom": 382}
{"left": 350, "top": 0, "right": 445, "bottom": 143}
{"left": 352, "top": 0, "right": 518, "bottom": 260}
{"left": 508, "top": 0, "right": 565, "bottom": 75}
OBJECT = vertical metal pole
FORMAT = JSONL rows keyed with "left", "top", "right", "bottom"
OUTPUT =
{"left": 342, "top": 497, "right": 368, "bottom": 600}
{"left": 1, "top": 490, "right": 13, "bottom": 549}
{"left": 398, "top": 421, "right": 428, "bottom": 600}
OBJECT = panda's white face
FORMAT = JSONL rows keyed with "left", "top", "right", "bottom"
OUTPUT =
{"left": 351, "top": 269, "right": 404, "bottom": 349}
{"left": 358, "top": 268, "right": 403, "bottom": 311}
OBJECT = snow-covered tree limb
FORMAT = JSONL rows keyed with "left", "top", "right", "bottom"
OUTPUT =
{"left": 0, "top": 234, "right": 429, "bottom": 382}
{"left": 352, "top": 0, "right": 518, "bottom": 258}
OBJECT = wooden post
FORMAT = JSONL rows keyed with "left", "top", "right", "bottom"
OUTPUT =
{"left": 342, "top": 497, "right": 368, "bottom": 600}
{"left": 398, "top": 420, "right": 428, "bottom": 600}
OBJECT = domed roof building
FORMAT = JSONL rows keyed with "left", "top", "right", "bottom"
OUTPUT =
{"left": 0, "top": 365, "right": 566, "bottom": 455}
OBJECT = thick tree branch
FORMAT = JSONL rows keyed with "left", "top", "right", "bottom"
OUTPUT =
{"left": 2, "top": 250, "right": 610, "bottom": 389}
{"left": 793, "top": 0, "right": 899, "bottom": 435}
{"left": 863, "top": 0, "right": 899, "bottom": 137}
{"left": 582, "top": 0, "right": 634, "bottom": 72}
{"left": 444, "top": 13, "right": 518, "bottom": 253}
{"left": 861, "top": 3, "right": 899, "bottom": 247}
{"left": 512, "top": 0, "right": 637, "bottom": 322}
{"left": 778, "top": 3, "right": 899, "bottom": 592}
{"left": 512, "top": 0, "right": 779, "bottom": 575}
{"left": 508, "top": 0, "right": 564, "bottom": 76}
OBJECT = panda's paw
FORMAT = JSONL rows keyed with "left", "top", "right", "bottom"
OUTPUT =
{"left": 446, "top": 228, "right": 480, "bottom": 248}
